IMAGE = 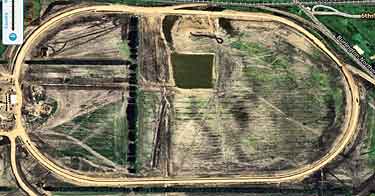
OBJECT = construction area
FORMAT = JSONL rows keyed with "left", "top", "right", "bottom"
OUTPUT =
{"left": 0, "top": 1, "right": 375, "bottom": 195}
{"left": 14, "top": 10, "right": 349, "bottom": 180}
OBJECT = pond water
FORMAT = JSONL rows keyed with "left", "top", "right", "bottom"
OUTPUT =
{"left": 171, "top": 53, "right": 214, "bottom": 89}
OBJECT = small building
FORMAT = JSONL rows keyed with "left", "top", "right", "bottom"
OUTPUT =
{"left": 10, "top": 94, "right": 17, "bottom": 105}
{"left": 0, "top": 82, "right": 16, "bottom": 130}
{"left": 353, "top": 45, "right": 365, "bottom": 55}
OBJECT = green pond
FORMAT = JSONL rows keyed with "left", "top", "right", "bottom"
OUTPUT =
{"left": 171, "top": 53, "right": 214, "bottom": 89}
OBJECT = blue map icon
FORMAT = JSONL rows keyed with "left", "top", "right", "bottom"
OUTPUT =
{"left": 9, "top": 33, "right": 17, "bottom": 41}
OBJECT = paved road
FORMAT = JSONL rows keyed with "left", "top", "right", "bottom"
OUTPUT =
{"left": 312, "top": 5, "right": 362, "bottom": 18}
{"left": 0, "top": 4, "right": 361, "bottom": 196}
{"left": 347, "top": 65, "right": 375, "bottom": 85}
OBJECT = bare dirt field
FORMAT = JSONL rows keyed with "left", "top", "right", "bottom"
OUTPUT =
{"left": 20, "top": 13, "right": 348, "bottom": 179}
{"left": 169, "top": 16, "right": 347, "bottom": 177}
{"left": 20, "top": 13, "right": 134, "bottom": 178}
{"left": 28, "top": 13, "right": 129, "bottom": 59}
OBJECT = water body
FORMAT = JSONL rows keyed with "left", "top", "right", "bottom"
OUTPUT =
{"left": 171, "top": 53, "right": 214, "bottom": 89}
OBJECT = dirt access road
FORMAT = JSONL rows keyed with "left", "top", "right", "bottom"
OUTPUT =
{"left": 0, "top": 4, "right": 360, "bottom": 196}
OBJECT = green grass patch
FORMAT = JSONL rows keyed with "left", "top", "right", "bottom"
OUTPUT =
{"left": 118, "top": 41, "right": 130, "bottom": 59}
{"left": 136, "top": 91, "right": 155, "bottom": 170}
{"left": 231, "top": 38, "right": 344, "bottom": 125}
{"left": 231, "top": 39, "right": 299, "bottom": 95}
{"left": 303, "top": 67, "right": 343, "bottom": 118}
{"left": 185, "top": 95, "right": 209, "bottom": 112}
{"left": 241, "top": 136, "right": 257, "bottom": 149}
{"left": 33, "top": 0, "right": 41, "bottom": 19}
{"left": 231, "top": 38, "right": 274, "bottom": 63}
{"left": 54, "top": 100, "right": 128, "bottom": 165}
{"left": 54, "top": 145, "right": 90, "bottom": 158}
{"left": 286, "top": 6, "right": 311, "bottom": 21}
{"left": 231, "top": 39, "right": 269, "bottom": 54}
{"left": 317, "top": 13, "right": 375, "bottom": 64}
{"left": 0, "top": 45, "right": 6, "bottom": 57}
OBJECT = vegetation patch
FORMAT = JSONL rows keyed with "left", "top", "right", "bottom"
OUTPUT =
{"left": 54, "top": 100, "right": 128, "bottom": 166}
{"left": 317, "top": 12, "right": 375, "bottom": 64}
{"left": 33, "top": 0, "right": 42, "bottom": 19}
{"left": 366, "top": 92, "right": 375, "bottom": 167}
{"left": 231, "top": 39, "right": 344, "bottom": 122}
{"left": 136, "top": 91, "right": 160, "bottom": 173}
{"left": 118, "top": 41, "right": 130, "bottom": 59}
{"left": 228, "top": 36, "right": 345, "bottom": 162}
{"left": 367, "top": 108, "right": 375, "bottom": 166}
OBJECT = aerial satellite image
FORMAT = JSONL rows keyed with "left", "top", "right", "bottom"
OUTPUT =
{"left": 0, "top": 0, "right": 375, "bottom": 195}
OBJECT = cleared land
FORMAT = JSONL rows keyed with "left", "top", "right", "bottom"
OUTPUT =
{"left": 169, "top": 16, "right": 346, "bottom": 176}
{"left": 18, "top": 9, "right": 350, "bottom": 181}
{"left": 21, "top": 13, "right": 133, "bottom": 177}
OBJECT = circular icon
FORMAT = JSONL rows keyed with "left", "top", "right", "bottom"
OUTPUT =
{"left": 9, "top": 33, "right": 17, "bottom": 41}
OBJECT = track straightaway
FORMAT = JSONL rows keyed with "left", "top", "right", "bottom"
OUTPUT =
{"left": 5, "top": 4, "right": 360, "bottom": 194}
